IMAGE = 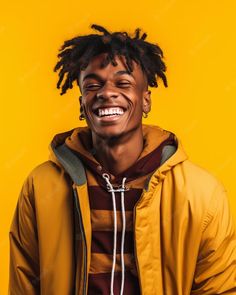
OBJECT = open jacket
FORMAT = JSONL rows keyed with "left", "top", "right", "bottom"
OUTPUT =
{"left": 9, "top": 125, "right": 236, "bottom": 294}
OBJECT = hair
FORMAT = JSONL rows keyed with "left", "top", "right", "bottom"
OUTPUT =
{"left": 54, "top": 24, "right": 168, "bottom": 95}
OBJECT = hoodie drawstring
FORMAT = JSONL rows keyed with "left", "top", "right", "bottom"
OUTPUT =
{"left": 102, "top": 173, "right": 127, "bottom": 295}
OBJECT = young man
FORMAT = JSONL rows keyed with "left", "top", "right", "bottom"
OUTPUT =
{"left": 9, "top": 24, "right": 236, "bottom": 294}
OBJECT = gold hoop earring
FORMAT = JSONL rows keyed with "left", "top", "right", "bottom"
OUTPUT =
{"left": 142, "top": 112, "right": 148, "bottom": 118}
{"left": 79, "top": 114, "right": 85, "bottom": 120}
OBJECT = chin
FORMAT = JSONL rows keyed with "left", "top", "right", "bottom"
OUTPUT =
{"left": 94, "top": 127, "right": 124, "bottom": 141}
{"left": 90, "top": 123, "right": 142, "bottom": 142}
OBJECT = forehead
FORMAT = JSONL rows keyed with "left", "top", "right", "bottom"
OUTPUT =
{"left": 79, "top": 53, "right": 147, "bottom": 83}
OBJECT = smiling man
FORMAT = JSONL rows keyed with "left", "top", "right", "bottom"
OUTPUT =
{"left": 9, "top": 24, "right": 236, "bottom": 295}
{"left": 79, "top": 52, "right": 152, "bottom": 176}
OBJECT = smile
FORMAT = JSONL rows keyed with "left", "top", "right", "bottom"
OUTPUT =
{"left": 95, "top": 107, "right": 125, "bottom": 118}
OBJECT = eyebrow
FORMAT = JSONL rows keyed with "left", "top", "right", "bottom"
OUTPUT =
{"left": 114, "top": 70, "right": 133, "bottom": 77}
{"left": 82, "top": 70, "right": 133, "bottom": 83}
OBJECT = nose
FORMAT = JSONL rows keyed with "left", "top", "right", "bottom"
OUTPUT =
{"left": 96, "top": 84, "right": 119, "bottom": 100}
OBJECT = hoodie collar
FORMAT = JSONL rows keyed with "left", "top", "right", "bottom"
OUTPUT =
{"left": 48, "top": 124, "right": 188, "bottom": 186}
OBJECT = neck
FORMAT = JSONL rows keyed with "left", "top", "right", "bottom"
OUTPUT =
{"left": 92, "top": 126, "right": 144, "bottom": 177}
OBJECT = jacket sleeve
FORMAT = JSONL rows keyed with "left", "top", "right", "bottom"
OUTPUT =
{"left": 191, "top": 184, "right": 236, "bottom": 294}
{"left": 8, "top": 175, "right": 40, "bottom": 295}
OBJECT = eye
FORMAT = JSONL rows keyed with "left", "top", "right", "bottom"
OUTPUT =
{"left": 116, "top": 80, "right": 131, "bottom": 88}
{"left": 84, "top": 84, "right": 101, "bottom": 90}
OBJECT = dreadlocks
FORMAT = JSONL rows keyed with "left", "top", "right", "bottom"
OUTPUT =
{"left": 54, "top": 24, "right": 168, "bottom": 95}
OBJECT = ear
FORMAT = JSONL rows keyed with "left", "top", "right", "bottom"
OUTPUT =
{"left": 142, "top": 90, "right": 151, "bottom": 114}
{"left": 79, "top": 95, "right": 85, "bottom": 108}
{"left": 78, "top": 96, "right": 85, "bottom": 120}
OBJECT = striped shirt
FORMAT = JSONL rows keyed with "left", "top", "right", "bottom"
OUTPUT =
{"left": 65, "top": 125, "right": 175, "bottom": 294}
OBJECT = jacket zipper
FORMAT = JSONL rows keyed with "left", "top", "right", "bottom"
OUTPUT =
{"left": 133, "top": 190, "right": 146, "bottom": 295}
{"left": 73, "top": 187, "right": 87, "bottom": 295}
{"left": 133, "top": 179, "right": 161, "bottom": 295}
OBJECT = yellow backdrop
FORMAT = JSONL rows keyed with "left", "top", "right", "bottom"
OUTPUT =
{"left": 1, "top": 0, "right": 236, "bottom": 292}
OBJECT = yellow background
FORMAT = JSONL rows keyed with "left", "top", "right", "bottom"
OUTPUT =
{"left": 1, "top": 0, "right": 236, "bottom": 292}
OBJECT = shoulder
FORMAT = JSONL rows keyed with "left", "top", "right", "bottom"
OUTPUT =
{"left": 21, "top": 161, "right": 72, "bottom": 200}
{"left": 181, "top": 160, "right": 222, "bottom": 186}
{"left": 30, "top": 160, "right": 63, "bottom": 177}
{"left": 167, "top": 159, "right": 227, "bottom": 215}
{"left": 163, "top": 160, "right": 231, "bottom": 234}
{"left": 25, "top": 160, "right": 65, "bottom": 183}
{"left": 180, "top": 159, "right": 225, "bottom": 193}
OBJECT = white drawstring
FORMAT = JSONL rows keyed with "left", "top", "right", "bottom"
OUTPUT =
{"left": 120, "top": 177, "right": 127, "bottom": 295}
{"left": 102, "top": 173, "right": 127, "bottom": 295}
{"left": 102, "top": 173, "right": 117, "bottom": 295}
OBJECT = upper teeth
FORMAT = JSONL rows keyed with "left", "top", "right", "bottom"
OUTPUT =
{"left": 98, "top": 107, "right": 124, "bottom": 117}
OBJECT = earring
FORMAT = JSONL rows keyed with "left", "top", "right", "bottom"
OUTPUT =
{"left": 142, "top": 112, "right": 148, "bottom": 118}
{"left": 79, "top": 113, "right": 85, "bottom": 120}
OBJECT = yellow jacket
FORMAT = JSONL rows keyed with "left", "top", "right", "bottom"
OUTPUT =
{"left": 9, "top": 125, "right": 236, "bottom": 294}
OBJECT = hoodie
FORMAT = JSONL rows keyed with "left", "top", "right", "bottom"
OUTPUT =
{"left": 63, "top": 125, "right": 176, "bottom": 295}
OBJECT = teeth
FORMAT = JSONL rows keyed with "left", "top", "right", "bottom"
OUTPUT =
{"left": 98, "top": 107, "right": 124, "bottom": 117}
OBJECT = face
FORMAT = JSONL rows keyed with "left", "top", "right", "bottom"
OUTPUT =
{"left": 79, "top": 53, "right": 151, "bottom": 140}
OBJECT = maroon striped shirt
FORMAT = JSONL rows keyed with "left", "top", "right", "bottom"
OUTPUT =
{"left": 65, "top": 126, "right": 175, "bottom": 294}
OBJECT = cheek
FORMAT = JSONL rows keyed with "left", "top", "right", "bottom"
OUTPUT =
{"left": 83, "top": 104, "right": 93, "bottom": 119}
{"left": 126, "top": 100, "right": 143, "bottom": 122}
{"left": 124, "top": 90, "right": 143, "bottom": 105}
{"left": 81, "top": 96, "right": 93, "bottom": 111}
